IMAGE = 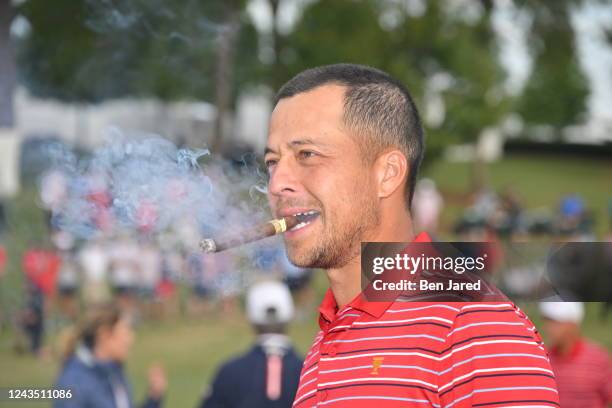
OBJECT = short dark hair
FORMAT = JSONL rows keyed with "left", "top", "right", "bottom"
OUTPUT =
{"left": 274, "top": 63, "right": 425, "bottom": 207}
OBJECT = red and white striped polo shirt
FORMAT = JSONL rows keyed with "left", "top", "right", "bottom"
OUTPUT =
{"left": 548, "top": 338, "right": 611, "bottom": 408}
{"left": 293, "top": 234, "right": 559, "bottom": 408}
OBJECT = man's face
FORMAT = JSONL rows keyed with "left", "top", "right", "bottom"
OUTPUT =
{"left": 265, "top": 84, "right": 380, "bottom": 269}
{"left": 542, "top": 318, "right": 578, "bottom": 349}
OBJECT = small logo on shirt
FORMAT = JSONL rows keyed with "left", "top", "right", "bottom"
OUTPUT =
{"left": 370, "top": 357, "right": 384, "bottom": 375}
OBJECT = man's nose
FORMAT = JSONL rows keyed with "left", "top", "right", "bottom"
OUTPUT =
{"left": 268, "top": 158, "right": 299, "bottom": 197}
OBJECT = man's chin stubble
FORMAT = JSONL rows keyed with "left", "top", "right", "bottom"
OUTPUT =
{"left": 286, "top": 204, "right": 379, "bottom": 269}
{"left": 286, "top": 237, "right": 360, "bottom": 270}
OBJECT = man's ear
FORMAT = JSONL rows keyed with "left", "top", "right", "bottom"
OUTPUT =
{"left": 375, "top": 150, "right": 408, "bottom": 199}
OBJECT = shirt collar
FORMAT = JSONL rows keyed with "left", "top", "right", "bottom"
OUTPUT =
{"left": 318, "top": 232, "right": 432, "bottom": 326}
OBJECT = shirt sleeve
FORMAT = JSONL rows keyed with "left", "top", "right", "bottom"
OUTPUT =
{"left": 437, "top": 303, "right": 560, "bottom": 408}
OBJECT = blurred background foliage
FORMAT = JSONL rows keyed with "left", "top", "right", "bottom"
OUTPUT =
{"left": 9, "top": 0, "right": 608, "bottom": 158}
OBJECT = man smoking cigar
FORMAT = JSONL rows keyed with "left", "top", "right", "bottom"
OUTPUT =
{"left": 264, "top": 64, "right": 559, "bottom": 407}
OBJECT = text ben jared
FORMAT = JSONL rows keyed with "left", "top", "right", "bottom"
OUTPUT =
{"left": 370, "top": 252, "right": 488, "bottom": 292}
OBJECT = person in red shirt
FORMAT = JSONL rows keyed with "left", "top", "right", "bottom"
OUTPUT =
{"left": 0, "top": 244, "right": 6, "bottom": 277}
{"left": 264, "top": 64, "right": 559, "bottom": 407}
{"left": 540, "top": 302, "right": 612, "bottom": 408}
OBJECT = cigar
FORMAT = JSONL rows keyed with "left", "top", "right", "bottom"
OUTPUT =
{"left": 200, "top": 215, "right": 302, "bottom": 253}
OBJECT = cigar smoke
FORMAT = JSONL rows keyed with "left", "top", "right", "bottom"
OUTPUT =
{"left": 39, "top": 129, "right": 269, "bottom": 251}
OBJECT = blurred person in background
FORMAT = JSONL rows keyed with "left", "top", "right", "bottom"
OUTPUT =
{"left": 55, "top": 303, "right": 166, "bottom": 408}
{"left": 186, "top": 251, "right": 225, "bottom": 315}
{"left": 539, "top": 302, "right": 612, "bottom": 408}
{"left": 56, "top": 249, "right": 80, "bottom": 320}
{"left": 556, "top": 193, "right": 595, "bottom": 239}
{"left": 20, "top": 242, "right": 60, "bottom": 357}
{"left": 0, "top": 241, "right": 6, "bottom": 277}
{"left": 198, "top": 281, "right": 303, "bottom": 408}
{"left": 495, "top": 186, "right": 524, "bottom": 238}
{"left": 254, "top": 245, "right": 314, "bottom": 313}
{"left": 136, "top": 236, "right": 163, "bottom": 319}
{"left": 412, "top": 178, "right": 443, "bottom": 237}
{"left": 109, "top": 234, "right": 140, "bottom": 311}
{"left": 276, "top": 250, "right": 314, "bottom": 321}
{"left": 20, "top": 280, "right": 46, "bottom": 357}
{"left": 79, "top": 237, "right": 112, "bottom": 305}
{"left": 53, "top": 230, "right": 79, "bottom": 320}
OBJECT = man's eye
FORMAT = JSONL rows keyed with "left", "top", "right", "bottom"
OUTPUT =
{"left": 265, "top": 159, "right": 277, "bottom": 169}
{"left": 298, "top": 151, "right": 316, "bottom": 159}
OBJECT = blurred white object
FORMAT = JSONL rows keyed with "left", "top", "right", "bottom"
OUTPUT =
{"left": 0, "top": 129, "right": 20, "bottom": 198}
{"left": 247, "top": 281, "right": 294, "bottom": 325}
{"left": 412, "top": 178, "right": 443, "bottom": 234}
{"left": 40, "top": 169, "right": 68, "bottom": 210}
{"left": 79, "top": 239, "right": 111, "bottom": 303}
{"left": 539, "top": 302, "right": 585, "bottom": 323}
{"left": 477, "top": 127, "right": 503, "bottom": 162}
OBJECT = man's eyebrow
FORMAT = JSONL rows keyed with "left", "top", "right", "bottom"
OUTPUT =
{"left": 289, "top": 139, "right": 323, "bottom": 147}
{"left": 265, "top": 139, "right": 324, "bottom": 156}
{"left": 264, "top": 139, "right": 324, "bottom": 156}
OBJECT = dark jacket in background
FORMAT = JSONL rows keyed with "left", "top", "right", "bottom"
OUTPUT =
{"left": 54, "top": 347, "right": 161, "bottom": 408}
{"left": 199, "top": 341, "right": 303, "bottom": 408}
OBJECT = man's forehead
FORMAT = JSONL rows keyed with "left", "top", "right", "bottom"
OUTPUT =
{"left": 267, "top": 84, "right": 346, "bottom": 146}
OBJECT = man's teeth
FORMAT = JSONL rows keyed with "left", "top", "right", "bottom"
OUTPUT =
{"left": 291, "top": 222, "right": 309, "bottom": 231}
{"left": 295, "top": 210, "right": 318, "bottom": 216}
{"left": 290, "top": 211, "right": 319, "bottom": 231}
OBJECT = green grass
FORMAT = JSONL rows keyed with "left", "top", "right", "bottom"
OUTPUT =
{"left": 0, "top": 315, "right": 320, "bottom": 408}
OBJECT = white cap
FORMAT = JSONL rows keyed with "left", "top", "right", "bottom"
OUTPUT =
{"left": 246, "top": 281, "right": 294, "bottom": 325}
{"left": 539, "top": 302, "right": 584, "bottom": 323}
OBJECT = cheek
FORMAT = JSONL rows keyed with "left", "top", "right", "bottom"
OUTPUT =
{"left": 123, "top": 331, "right": 134, "bottom": 349}
{"left": 545, "top": 323, "right": 563, "bottom": 339}
{"left": 303, "top": 163, "right": 372, "bottom": 205}
{"left": 114, "top": 328, "right": 133, "bottom": 352}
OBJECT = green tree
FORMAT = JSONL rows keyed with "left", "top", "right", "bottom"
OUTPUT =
{"left": 515, "top": 1, "right": 590, "bottom": 131}
{"left": 273, "top": 0, "right": 508, "bottom": 165}
{"left": 16, "top": 0, "right": 261, "bottom": 149}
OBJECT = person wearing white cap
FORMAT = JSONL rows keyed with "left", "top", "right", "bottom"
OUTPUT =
{"left": 198, "top": 281, "right": 303, "bottom": 408}
{"left": 539, "top": 302, "right": 612, "bottom": 408}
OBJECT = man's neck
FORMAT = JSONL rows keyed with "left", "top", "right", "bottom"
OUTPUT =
{"left": 555, "top": 334, "right": 582, "bottom": 357}
{"left": 327, "top": 213, "right": 414, "bottom": 309}
{"left": 326, "top": 255, "right": 362, "bottom": 310}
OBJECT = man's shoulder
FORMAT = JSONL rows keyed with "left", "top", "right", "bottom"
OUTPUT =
{"left": 385, "top": 300, "right": 527, "bottom": 321}
{"left": 581, "top": 338, "right": 611, "bottom": 361}
{"left": 57, "top": 356, "right": 98, "bottom": 383}
{"left": 217, "top": 347, "right": 262, "bottom": 373}
{"left": 385, "top": 301, "right": 540, "bottom": 340}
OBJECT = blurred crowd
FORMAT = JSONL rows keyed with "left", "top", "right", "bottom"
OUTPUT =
{"left": 0, "top": 164, "right": 315, "bottom": 359}
{"left": 412, "top": 178, "right": 612, "bottom": 242}
{"left": 2, "top": 173, "right": 612, "bottom": 357}
{"left": 12, "top": 233, "right": 313, "bottom": 358}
